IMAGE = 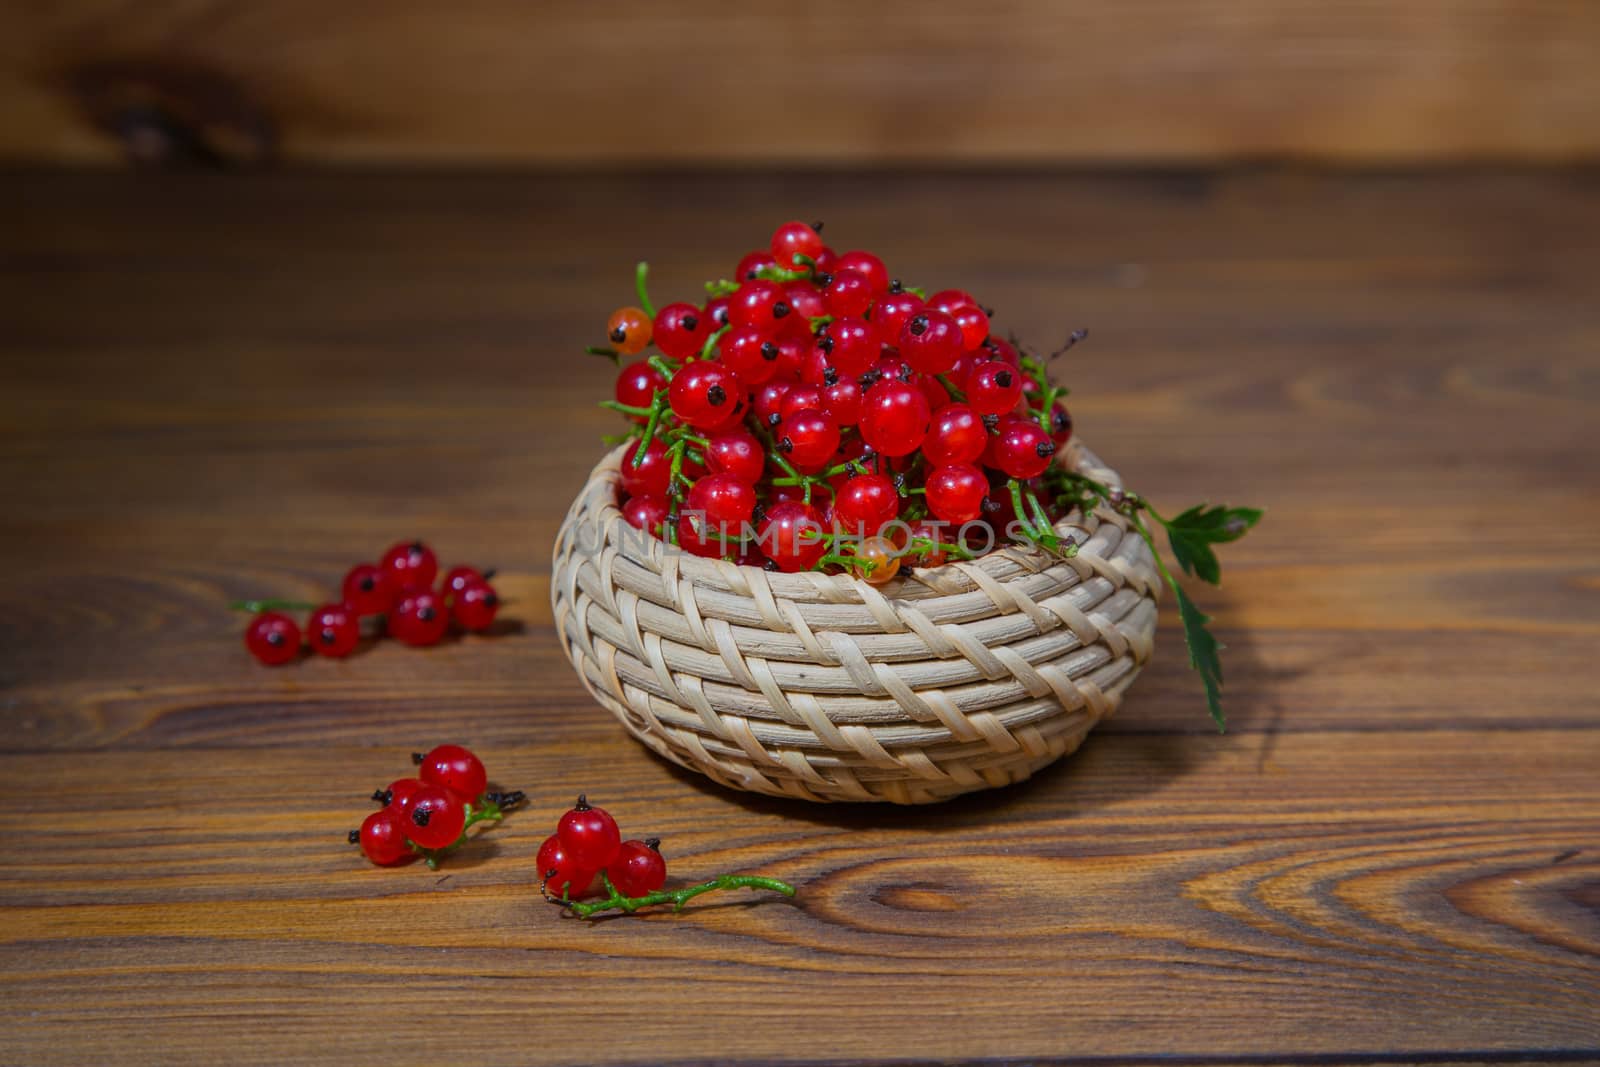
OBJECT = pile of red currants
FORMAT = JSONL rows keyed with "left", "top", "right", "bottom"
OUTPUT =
{"left": 351, "top": 744, "right": 524, "bottom": 868}
{"left": 598, "top": 221, "right": 1084, "bottom": 582}
{"left": 238, "top": 540, "right": 501, "bottom": 665}
{"left": 536, "top": 796, "right": 666, "bottom": 899}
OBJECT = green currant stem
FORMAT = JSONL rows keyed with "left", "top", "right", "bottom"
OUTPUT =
{"left": 908, "top": 535, "right": 976, "bottom": 561}
{"left": 231, "top": 599, "right": 319, "bottom": 613}
{"left": 936, "top": 374, "right": 968, "bottom": 403}
{"left": 647, "top": 353, "right": 679, "bottom": 378}
{"left": 1034, "top": 385, "right": 1061, "bottom": 433}
{"left": 630, "top": 391, "right": 669, "bottom": 468}
{"left": 753, "top": 264, "right": 811, "bottom": 283}
{"left": 634, "top": 261, "right": 656, "bottom": 319}
{"left": 1023, "top": 488, "right": 1060, "bottom": 550}
{"left": 807, "top": 315, "right": 835, "bottom": 331}
{"left": 600, "top": 399, "right": 654, "bottom": 418}
{"left": 551, "top": 870, "right": 796, "bottom": 919}
{"left": 705, "top": 278, "right": 739, "bottom": 297}
{"left": 700, "top": 324, "right": 731, "bottom": 361}
{"left": 585, "top": 345, "right": 620, "bottom": 363}
{"left": 905, "top": 284, "right": 928, "bottom": 299}
{"left": 1007, "top": 479, "right": 1041, "bottom": 541}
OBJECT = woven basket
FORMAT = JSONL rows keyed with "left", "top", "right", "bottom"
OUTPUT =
{"left": 551, "top": 440, "right": 1161, "bottom": 804}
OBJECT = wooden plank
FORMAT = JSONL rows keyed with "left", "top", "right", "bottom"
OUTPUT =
{"left": 0, "top": 170, "right": 1597, "bottom": 1062}
{"left": 4, "top": 2, "right": 1600, "bottom": 165}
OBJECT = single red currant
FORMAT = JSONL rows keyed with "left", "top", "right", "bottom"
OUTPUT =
{"left": 924, "top": 402, "right": 987, "bottom": 466}
{"left": 729, "top": 279, "right": 792, "bottom": 332}
{"left": 867, "top": 291, "right": 924, "bottom": 345}
{"left": 819, "top": 317, "right": 878, "bottom": 376}
{"left": 925, "top": 463, "right": 989, "bottom": 524}
{"left": 668, "top": 360, "right": 743, "bottom": 430}
{"left": 245, "top": 611, "right": 300, "bottom": 666}
{"left": 704, "top": 295, "right": 732, "bottom": 330}
{"left": 651, "top": 303, "right": 705, "bottom": 361}
{"left": 926, "top": 289, "right": 979, "bottom": 315}
{"left": 353, "top": 809, "right": 413, "bottom": 866}
{"left": 772, "top": 326, "right": 811, "bottom": 380}
{"left": 812, "top": 246, "right": 839, "bottom": 274}
{"left": 1048, "top": 400, "right": 1073, "bottom": 447}
{"left": 966, "top": 361, "right": 1025, "bottom": 416}
{"left": 834, "top": 473, "right": 900, "bottom": 535}
{"left": 753, "top": 379, "right": 792, "bottom": 425}
{"left": 557, "top": 795, "right": 622, "bottom": 869}
{"left": 406, "top": 785, "right": 467, "bottom": 850}
{"left": 619, "top": 437, "right": 671, "bottom": 498}
{"left": 982, "top": 336, "right": 1021, "bottom": 366}
{"left": 415, "top": 744, "right": 487, "bottom": 803}
{"left": 376, "top": 777, "right": 426, "bottom": 815}
{"left": 899, "top": 310, "right": 964, "bottom": 375}
{"left": 389, "top": 591, "right": 449, "bottom": 647}
{"left": 538, "top": 834, "right": 596, "bottom": 898}
{"left": 704, "top": 429, "right": 766, "bottom": 484}
{"left": 859, "top": 379, "right": 931, "bottom": 457}
{"left": 606, "top": 306, "right": 652, "bottom": 356}
{"left": 735, "top": 249, "right": 777, "bottom": 282}
{"left": 380, "top": 541, "right": 438, "bottom": 594}
{"left": 777, "top": 408, "right": 841, "bottom": 473}
{"left": 823, "top": 269, "right": 874, "bottom": 318}
{"left": 608, "top": 838, "right": 668, "bottom": 896}
{"left": 341, "top": 563, "right": 395, "bottom": 616}
{"left": 622, "top": 493, "right": 668, "bottom": 537}
{"left": 951, "top": 304, "right": 990, "bottom": 351}
{"left": 308, "top": 602, "right": 359, "bottom": 658}
{"left": 835, "top": 250, "right": 890, "bottom": 294}
{"left": 821, "top": 376, "right": 863, "bottom": 426}
{"left": 614, "top": 363, "right": 666, "bottom": 425}
{"left": 987, "top": 416, "right": 1057, "bottom": 479}
{"left": 452, "top": 580, "right": 499, "bottom": 632}
{"left": 853, "top": 535, "right": 902, "bottom": 585}
{"left": 687, "top": 473, "right": 757, "bottom": 543}
{"left": 757, "top": 501, "right": 829, "bottom": 572}
{"left": 443, "top": 565, "right": 487, "bottom": 600}
{"left": 770, "top": 221, "right": 825, "bottom": 269}
{"left": 719, "top": 324, "right": 782, "bottom": 385}
{"left": 916, "top": 372, "right": 951, "bottom": 412}
{"left": 782, "top": 280, "right": 828, "bottom": 320}
{"left": 779, "top": 384, "right": 824, "bottom": 422}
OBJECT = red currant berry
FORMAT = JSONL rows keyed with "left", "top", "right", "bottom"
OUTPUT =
{"left": 687, "top": 473, "right": 756, "bottom": 545}
{"left": 753, "top": 379, "right": 792, "bottom": 425}
{"left": 823, "top": 269, "right": 874, "bottom": 318}
{"left": 966, "top": 361, "right": 1025, "bottom": 416}
{"left": 619, "top": 437, "right": 671, "bottom": 498}
{"left": 821, "top": 376, "right": 863, "bottom": 426}
{"left": 835, "top": 250, "right": 889, "bottom": 294}
{"left": 983, "top": 336, "right": 1021, "bottom": 366}
{"left": 917, "top": 372, "right": 953, "bottom": 414}
{"left": 452, "top": 580, "right": 499, "bottom": 632}
{"left": 704, "top": 429, "right": 766, "bottom": 484}
{"left": 782, "top": 280, "right": 828, "bottom": 320}
{"left": 380, "top": 540, "right": 438, "bottom": 594}
{"left": 834, "top": 473, "right": 900, "bottom": 535}
{"left": 1048, "top": 400, "right": 1073, "bottom": 447}
{"left": 867, "top": 291, "right": 924, "bottom": 345}
{"left": 719, "top": 324, "right": 782, "bottom": 385}
{"left": 772, "top": 326, "right": 811, "bottom": 380}
{"left": 416, "top": 744, "right": 487, "bottom": 802}
{"left": 308, "top": 602, "right": 359, "bottom": 658}
{"left": 779, "top": 384, "right": 824, "bottom": 422}
{"left": 777, "top": 408, "right": 841, "bottom": 473}
{"left": 899, "top": 310, "right": 964, "bottom": 375}
{"left": 926, "top": 289, "right": 978, "bottom": 314}
{"left": 622, "top": 493, "right": 669, "bottom": 537}
{"left": 341, "top": 563, "right": 395, "bottom": 616}
{"left": 757, "top": 501, "right": 829, "bottom": 572}
{"left": 406, "top": 784, "right": 466, "bottom": 850}
{"left": 442, "top": 565, "right": 487, "bottom": 600}
{"left": 819, "top": 316, "right": 878, "bottom": 376}
{"left": 704, "top": 295, "right": 733, "bottom": 330}
{"left": 353, "top": 809, "right": 412, "bottom": 866}
{"left": 651, "top": 303, "right": 705, "bottom": 361}
{"left": 556, "top": 795, "right": 621, "bottom": 869}
{"left": 853, "top": 534, "right": 902, "bottom": 586}
{"left": 668, "top": 360, "right": 743, "bottom": 430}
{"left": 987, "top": 417, "right": 1057, "bottom": 479}
{"left": 614, "top": 363, "right": 666, "bottom": 425}
{"left": 812, "top": 246, "right": 839, "bottom": 274}
{"left": 859, "top": 379, "right": 931, "bottom": 457}
{"left": 538, "top": 834, "right": 596, "bottom": 898}
{"left": 377, "top": 777, "right": 426, "bottom": 815}
{"left": 702, "top": 391, "right": 750, "bottom": 433}
{"left": 951, "top": 304, "right": 990, "bottom": 351}
{"left": 245, "top": 611, "right": 300, "bottom": 666}
{"left": 925, "top": 463, "right": 989, "bottom": 524}
{"left": 729, "top": 279, "right": 792, "bottom": 332}
{"left": 948, "top": 350, "right": 984, "bottom": 392}
{"left": 770, "top": 221, "right": 825, "bottom": 270}
{"left": 606, "top": 306, "right": 652, "bottom": 356}
{"left": 608, "top": 838, "right": 668, "bottom": 896}
{"left": 389, "top": 591, "right": 448, "bottom": 647}
{"left": 924, "top": 402, "right": 987, "bottom": 466}
{"left": 735, "top": 249, "right": 777, "bottom": 282}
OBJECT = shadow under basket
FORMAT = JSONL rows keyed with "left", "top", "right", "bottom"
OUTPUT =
{"left": 552, "top": 440, "right": 1161, "bottom": 804}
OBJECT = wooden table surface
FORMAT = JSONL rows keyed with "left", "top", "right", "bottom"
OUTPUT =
{"left": 2, "top": 169, "right": 1597, "bottom": 1065}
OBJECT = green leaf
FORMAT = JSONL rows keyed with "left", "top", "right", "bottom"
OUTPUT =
{"left": 1174, "top": 584, "right": 1226, "bottom": 731}
{"left": 1161, "top": 504, "right": 1263, "bottom": 585}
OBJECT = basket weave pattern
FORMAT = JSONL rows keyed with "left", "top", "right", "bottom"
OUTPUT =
{"left": 552, "top": 441, "right": 1161, "bottom": 804}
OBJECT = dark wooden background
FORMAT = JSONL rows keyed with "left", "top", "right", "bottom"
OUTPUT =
{"left": 6, "top": 2, "right": 1600, "bottom": 166}
{"left": 1, "top": 169, "right": 1598, "bottom": 1063}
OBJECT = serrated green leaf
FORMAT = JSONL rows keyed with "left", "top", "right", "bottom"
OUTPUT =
{"left": 1173, "top": 584, "right": 1226, "bottom": 731}
{"left": 1162, "top": 504, "right": 1263, "bottom": 585}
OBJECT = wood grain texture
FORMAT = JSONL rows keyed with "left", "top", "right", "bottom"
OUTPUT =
{"left": 0, "top": 169, "right": 1598, "bottom": 1064}
{"left": 5, "top": 2, "right": 1600, "bottom": 166}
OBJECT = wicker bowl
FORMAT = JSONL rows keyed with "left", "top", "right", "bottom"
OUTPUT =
{"left": 551, "top": 440, "right": 1161, "bottom": 804}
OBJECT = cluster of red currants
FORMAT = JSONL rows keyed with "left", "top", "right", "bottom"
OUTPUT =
{"left": 351, "top": 744, "right": 524, "bottom": 867}
{"left": 536, "top": 796, "right": 667, "bottom": 899}
{"left": 600, "top": 221, "right": 1080, "bottom": 582}
{"left": 240, "top": 540, "right": 501, "bottom": 665}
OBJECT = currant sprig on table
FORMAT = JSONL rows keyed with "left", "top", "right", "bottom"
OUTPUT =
{"left": 233, "top": 540, "right": 502, "bottom": 665}
{"left": 537, "top": 796, "right": 797, "bottom": 919}
{"left": 589, "top": 221, "right": 1261, "bottom": 729}
{"left": 350, "top": 745, "right": 526, "bottom": 869}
